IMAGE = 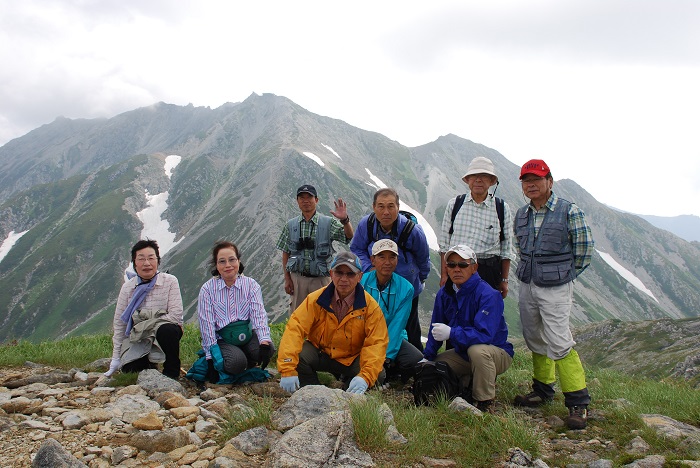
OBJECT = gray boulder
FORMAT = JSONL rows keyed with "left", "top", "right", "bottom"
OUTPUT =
{"left": 31, "top": 438, "right": 87, "bottom": 467}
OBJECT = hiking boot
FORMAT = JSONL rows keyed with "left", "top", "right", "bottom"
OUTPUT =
{"left": 513, "top": 391, "right": 552, "bottom": 407}
{"left": 565, "top": 405, "right": 588, "bottom": 430}
{"left": 475, "top": 399, "right": 494, "bottom": 413}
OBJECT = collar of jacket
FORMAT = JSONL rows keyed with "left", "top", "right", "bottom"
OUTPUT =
{"left": 443, "top": 271, "right": 482, "bottom": 298}
{"left": 317, "top": 282, "right": 368, "bottom": 313}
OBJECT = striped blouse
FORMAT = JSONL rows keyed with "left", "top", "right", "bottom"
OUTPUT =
{"left": 197, "top": 275, "right": 272, "bottom": 359}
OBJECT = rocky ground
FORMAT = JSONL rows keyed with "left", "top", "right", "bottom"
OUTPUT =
{"left": 1, "top": 361, "right": 700, "bottom": 467}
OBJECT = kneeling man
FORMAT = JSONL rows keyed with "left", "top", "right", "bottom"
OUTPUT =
{"left": 277, "top": 251, "right": 388, "bottom": 395}
{"left": 423, "top": 244, "right": 514, "bottom": 411}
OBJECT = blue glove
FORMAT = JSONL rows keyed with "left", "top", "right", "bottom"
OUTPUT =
{"left": 431, "top": 323, "right": 451, "bottom": 341}
{"left": 346, "top": 376, "right": 368, "bottom": 394}
{"left": 280, "top": 376, "right": 300, "bottom": 393}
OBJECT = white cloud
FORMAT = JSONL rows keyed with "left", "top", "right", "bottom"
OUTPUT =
{"left": 1, "top": 1, "right": 699, "bottom": 217}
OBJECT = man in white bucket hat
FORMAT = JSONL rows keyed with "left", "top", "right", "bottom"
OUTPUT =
{"left": 439, "top": 156, "right": 515, "bottom": 298}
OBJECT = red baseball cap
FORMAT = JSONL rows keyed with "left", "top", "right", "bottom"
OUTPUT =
{"left": 520, "top": 159, "right": 550, "bottom": 179}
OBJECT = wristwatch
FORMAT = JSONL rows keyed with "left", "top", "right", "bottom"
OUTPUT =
{"left": 501, "top": 278, "right": 509, "bottom": 283}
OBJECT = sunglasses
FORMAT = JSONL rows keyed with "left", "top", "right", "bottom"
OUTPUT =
{"left": 446, "top": 261, "right": 472, "bottom": 269}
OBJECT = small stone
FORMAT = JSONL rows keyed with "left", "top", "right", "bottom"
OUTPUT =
{"left": 132, "top": 411, "right": 164, "bottom": 430}
{"left": 170, "top": 406, "right": 200, "bottom": 419}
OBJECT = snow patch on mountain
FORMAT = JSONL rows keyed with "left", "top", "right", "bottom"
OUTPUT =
{"left": 597, "top": 250, "right": 658, "bottom": 302}
{"left": 364, "top": 168, "right": 439, "bottom": 251}
{"left": 0, "top": 230, "right": 29, "bottom": 263}
{"left": 136, "top": 155, "right": 183, "bottom": 257}
{"left": 164, "top": 155, "right": 181, "bottom": 179}
{"left": 302, "top": 152, "right": 324, "bottom": 167}
{"left": 322, "top": 144, "right": 341, "bottom": 159}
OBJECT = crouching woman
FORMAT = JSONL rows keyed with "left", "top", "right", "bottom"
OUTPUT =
{"left": 196, "top": 241, "right": 273, "bottom": 381}
{"left": 106, "top": 239, "right": 183, "bottom": 379}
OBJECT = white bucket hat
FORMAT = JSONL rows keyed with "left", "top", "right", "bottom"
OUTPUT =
{"left": 462, "top": 156, "right": 498, "bottom": 184}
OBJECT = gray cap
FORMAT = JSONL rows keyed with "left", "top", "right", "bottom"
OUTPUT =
{"left": 330, "top": 251, "right": 362, "bottom": 273}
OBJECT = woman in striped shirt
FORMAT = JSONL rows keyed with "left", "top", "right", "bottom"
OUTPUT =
{"left": 197, "top": 241, "right": 273, "bottom": 378}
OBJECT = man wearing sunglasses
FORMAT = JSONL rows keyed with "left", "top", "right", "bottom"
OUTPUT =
{"left": 277, "top": 251, "right": 388, "bottom": 395}
{"left": 513, "top": 159, "right": 594, "bottom": 430}
{"left": 423, "top": 244, "right": 514, "bottom": 412}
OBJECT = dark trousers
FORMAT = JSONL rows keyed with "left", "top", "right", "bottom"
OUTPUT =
{"left": 218, "top": 330, "right": 262, "bottom": 375}
{"left": 297, "top": 341, "right": 361, "bottom": 388}
{"left": 405, "top": 296, "right": 424, "bottom": 352}
{"left": 477, "top": 257, "right": 502, "bottom": 291}
{"left": 121, "top": 323, "right": 182, "bottom": 379}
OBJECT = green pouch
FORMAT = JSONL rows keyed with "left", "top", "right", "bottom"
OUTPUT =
{"left": 219, "top": 319, "right": 252, "bottom": 346}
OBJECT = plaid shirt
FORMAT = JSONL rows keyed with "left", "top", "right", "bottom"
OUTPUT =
{"left": 439, "top": 194, "right": 516, "bottom": 261}
{"left": 518, "top": 192, "right": 594, "bottom": 274}
{"left": 276, "top": 212, "right": 350, "bottom": 273}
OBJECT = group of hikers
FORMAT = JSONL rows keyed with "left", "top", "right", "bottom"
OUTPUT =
{"left": 106, "top": 156, "right": 594, "bottom": 430}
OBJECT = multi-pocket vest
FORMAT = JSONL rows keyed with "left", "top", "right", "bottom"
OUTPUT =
{"left": 515, "top": 198, "right": 575, "bottom": 286}
{"left": 286, "top": 215, "right": 332, "bottom": 277}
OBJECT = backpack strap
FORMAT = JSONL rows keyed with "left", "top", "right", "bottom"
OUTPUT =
{"left": 366, "top": 213, "right": 377, "bottom": 242}
{"left": 449, "top": 194, "right": 467, "bottom": 235}
{"left": 396, "top": 218, "right": 415, "bottom": 256}
{"left": 495, "top": 197, "right": 505, "bottom": 243}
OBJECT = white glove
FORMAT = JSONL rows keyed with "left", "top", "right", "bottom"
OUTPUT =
{"left": 346, "top": 376, "right": 369, "bottom": 394}
{"left": 431, "top": 323, "right": 451, "bottom": 341}
{"left": 280, "top": 376, "right": 300, "bottom": 393}
{"left": 104, "top": 358, "right": 120, "bottom": 377}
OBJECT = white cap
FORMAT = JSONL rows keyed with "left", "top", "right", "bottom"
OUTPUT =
{"left": 372, "top": 239, "right": 398, "bottom": 256}
{"left": 445, "top": 244, "right": 477, "bottom": 262}
{"left": 462, "top": 156, "right": 498, "bottom": 183}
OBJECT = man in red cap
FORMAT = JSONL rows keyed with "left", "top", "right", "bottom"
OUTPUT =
{"left": 512, "top": 159, "right": 594, "bottom": 430}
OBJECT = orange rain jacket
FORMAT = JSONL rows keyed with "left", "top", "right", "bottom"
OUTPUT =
{"left": 277, "top": 282, "right": 388, "bottom": 386}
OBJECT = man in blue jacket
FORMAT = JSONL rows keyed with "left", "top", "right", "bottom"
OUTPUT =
{"left": 360, "top": 239, "right": 424, "bottom": 383}
{"left": 351, "top": 188, "right": 431, "bottom": 351}
{"left": 423, "top": 244, "right": 514, "bottom": 412}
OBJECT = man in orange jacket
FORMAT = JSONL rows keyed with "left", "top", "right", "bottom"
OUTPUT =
{"left": 277, "top": 251, "right": 389, "bottom": 394}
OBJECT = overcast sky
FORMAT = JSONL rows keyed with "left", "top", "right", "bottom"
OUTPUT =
{"left": 2, "top": 0, "right": 699, "bottom": 217}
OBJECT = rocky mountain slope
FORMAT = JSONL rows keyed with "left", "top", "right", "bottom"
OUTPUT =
{"left": 573, "top": 318, "right": 700, "bottom": 387}
{"left": 1, "top": 93, "right": 699, "bottom": 342}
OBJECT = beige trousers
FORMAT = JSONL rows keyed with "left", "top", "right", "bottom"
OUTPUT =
{"left": 435, "top": 345, "right": 513, "bottom": 402}
{"left": 290, "top": 273, "right": 331, "bottom": 311}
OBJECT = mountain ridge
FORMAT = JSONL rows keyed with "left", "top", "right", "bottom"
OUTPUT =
{"left": 1, "top": 93, "right": 699, "bottom": 342}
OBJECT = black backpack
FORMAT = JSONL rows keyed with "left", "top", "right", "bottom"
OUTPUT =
{"left": 413, "top": 361, "right": 462, "bottom": 406}
{"left": 366, "top": 210, "right": 417, "bottom": 261}
{"left": 449, "top": 195, "right": 505, "bottom": 242}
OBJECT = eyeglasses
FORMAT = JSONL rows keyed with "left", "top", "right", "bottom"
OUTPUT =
{"left": 446, "top": 261, "right": 472, "bottom": 269}
{"left": 333, "top": 270, "right": 358, "bottom": 278}
{"left": 135, "top": 255, "right": 158, "bottom": 264}
{"left": 217, "top": 257, "right": 239, "bottom": 266}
